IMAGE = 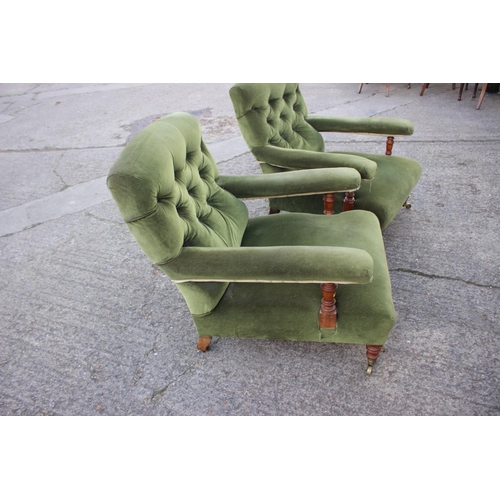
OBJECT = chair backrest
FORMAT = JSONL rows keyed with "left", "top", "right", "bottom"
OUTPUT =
{"left": 230, "top": 83, "right": 324, "bottom": 152}
{"left": 107, "top": 112, "right": 249, "bottom": 315}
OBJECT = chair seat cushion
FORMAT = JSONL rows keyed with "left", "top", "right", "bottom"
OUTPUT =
{"left": 269, "top": 153, "right": 421, "bottom": 230}
{"left": 193, "top": 210, "right": 396, "bottom": 345}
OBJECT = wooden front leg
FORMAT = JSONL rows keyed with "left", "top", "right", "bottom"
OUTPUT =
{"left": 385, "top": 136, "right": 394, "bottom": 156}
{"left": 323, "top": 193, "right": 335, "bottom": 215}
{"left": 343, "top": 191, "right": 356, "bottom": 212}
{"left": 320, "top": 192, "right": 338, "bottom": 328}
{"left": 319, "top": 283, "right": 338, "bottom": 329}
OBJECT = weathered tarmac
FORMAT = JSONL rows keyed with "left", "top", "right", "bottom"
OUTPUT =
{"left": 1, "top": 83, "right": 499, "bottom": 415}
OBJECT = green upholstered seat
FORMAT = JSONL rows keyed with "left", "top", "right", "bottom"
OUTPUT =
{"left": 229, "top": 83, "right": 422, "bottom": 229}
{"left": 107, "top": 112, "right": 397, "bottom": 374}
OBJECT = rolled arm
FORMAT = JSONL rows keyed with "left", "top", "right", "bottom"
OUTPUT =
{"left": 217, "top": 167, "right": 361, "bottom": 200}
{"left": 252, "top": 145, "right": 377, "bottom": 180}
{"left": 164, "top": 246, "right": 374, "bottom": 284}
{"left": 306, "top": 115, "right": 414, "bottom": 137}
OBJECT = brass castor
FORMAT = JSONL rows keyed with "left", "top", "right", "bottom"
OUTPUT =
{"left": 366, "top": 359, "right": 375, "bottom": 375}
{"left": 402, "top": 197, "right": 412, "bottom": 209}
{"left": 197, "top": 336, "right": 212, "bottom": 352}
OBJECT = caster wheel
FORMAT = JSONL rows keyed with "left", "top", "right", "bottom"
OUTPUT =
{"left": 366, "top": 365, "right": 373, "bottom": 376}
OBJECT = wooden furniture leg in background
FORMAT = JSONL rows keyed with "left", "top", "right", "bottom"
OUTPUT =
{"left": 476, "top": 84, "right": 488, "bottom": 110}
{"left": 420, "top": 83, "right": 430, "bottom": 96}
{"left": 458, "top": 83, "right": 465, "bottom": 101}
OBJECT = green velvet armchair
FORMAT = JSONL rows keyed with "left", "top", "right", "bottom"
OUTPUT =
{"left": 107, "top": 112, "right": 397, "bottom": 374}
{"left": 229, "top": 83, "right": 422, "bottom": 229}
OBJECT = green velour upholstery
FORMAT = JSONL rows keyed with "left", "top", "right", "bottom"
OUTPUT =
{"left": 229, "top": 83, "right": 422, "bottom": 229}
{"left": 251, "top": 145, "right": 378, "bottom": 179}
{"left": 216, "top": 167, "right": 361, "bottom": 200}
{"left": 194, "top": 211, "right": 395, "bottom": 345}
{"left": 107, "top": 112, "right": 396, "bottom": 361}
{"left": 306, "top": 115, "right": 414, "bottom": 136}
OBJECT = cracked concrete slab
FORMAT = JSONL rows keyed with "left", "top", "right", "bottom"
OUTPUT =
{"left": 0, "top": 83, "right": 499, "bottom": 416}
{"left": 0, "top": 177, "right": 110, "bottom": 236}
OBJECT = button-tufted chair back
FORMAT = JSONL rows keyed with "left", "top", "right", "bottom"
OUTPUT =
{"left": 230, "top": 83, "right": 325, "bottom": 152}
{"left": 107, "top": 112, "right": 249, "bottom": 315}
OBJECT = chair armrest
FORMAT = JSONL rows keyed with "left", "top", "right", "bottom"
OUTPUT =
{"left": 164, "top": 246, "right": 374, "bottom": 284}
{"left": 252, "top": 145, "right": 377, "bottom": 180}
{"left": 306, "top": 115, "right": 414, "bottom": 137}
{"left": 217, "top": 168, "right": 361, "bottom": 200}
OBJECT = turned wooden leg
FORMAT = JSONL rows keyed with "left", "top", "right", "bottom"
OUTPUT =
{"left": 269, "top": 208, "right": 281, "bottom": 214}
{"left": 323, "top": 193, "right": 335, "bottom": 215}
{"left": 472, "top": 83, "right": 479, "bottom": 99}
{"left": 197, "top": 336, "right": 212, "bottom": 352}
{"left": 319, "top": 283, "right": 338, "bottom": 329}
{"left": 343, "top": 191, "right": 356, "bottom": 211}
{"left": 366, "top": 344, "right": 384, "bottom": 375}
{"left": 358, "top": 83, "right": 364, "bottom": 94}
{"left": 420, "top": 83, "right": 429, "bottom": 96}
{"left": 385, "top": 136, "right": 394, "bottom": 156}
{"left": 407, "top": 83, "right": 411, "bottom": 89}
